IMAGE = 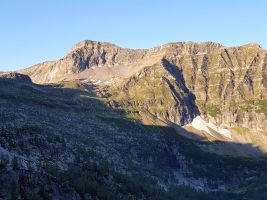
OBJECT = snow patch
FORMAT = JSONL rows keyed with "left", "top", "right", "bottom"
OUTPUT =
{"left": 93, "top": 80, "right": 101, "bottom": 85}
{"left": 191, "top": 116, "right": 213, "bottom": 136}
{"left": 217, "top": 128, "right": 232, "bottom": 139}
{"left": 185, "top": 116, "right": 232, "bottom": 139}
{"left": 104, "top": 81, "right": 111, "bottom": 85}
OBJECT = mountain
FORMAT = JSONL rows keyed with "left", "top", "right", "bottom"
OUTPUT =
{"left": 20, "top": 40, "right": 267, "bottom": 151}
{"left": 1, "top": 40, "right": 267, "bottom": 199}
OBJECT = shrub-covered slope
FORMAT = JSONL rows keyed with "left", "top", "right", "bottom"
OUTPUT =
{"left": 0, "top": 75, "right": 267, "bottom": 199}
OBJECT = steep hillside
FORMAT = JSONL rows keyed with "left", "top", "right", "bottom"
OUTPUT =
{"left": 1, "top": 73, "right": 267, "bottom": 199}
{"left": 107, "top": 59, "right": 199, "bottom": 125}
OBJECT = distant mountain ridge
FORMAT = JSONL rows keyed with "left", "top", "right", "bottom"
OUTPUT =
{"left": 19, "top": 40, "right": 223, "bottom": 83}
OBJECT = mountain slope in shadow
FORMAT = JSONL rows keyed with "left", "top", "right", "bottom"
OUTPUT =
{"left": 0, "top": 74, "right": 267, "bottom": 199}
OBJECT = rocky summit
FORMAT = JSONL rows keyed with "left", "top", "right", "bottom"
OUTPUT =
{"left": 1, "top": 40, "right": 267, "bottom": 199}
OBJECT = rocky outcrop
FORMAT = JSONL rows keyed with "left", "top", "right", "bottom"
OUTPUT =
{"left": 0, "top": 72, "right": 32, "bottom": 84}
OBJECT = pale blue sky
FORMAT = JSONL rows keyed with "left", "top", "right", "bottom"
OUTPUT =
{"left": 0, "top": 0, "right": 266, "bottom": 71}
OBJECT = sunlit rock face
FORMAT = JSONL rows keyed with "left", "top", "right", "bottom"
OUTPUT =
{"left": 19, "top": 40, "right": 267, "bottom": 143}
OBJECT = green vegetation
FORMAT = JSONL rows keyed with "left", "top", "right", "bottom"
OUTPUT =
{"left": 0, "top": 154, "right": 9, "bottom": 170}
{"left": 61, "top": 80, "right": 85, "bottom": 91}
{"left": 98, "top": 115, "right": 141, "bottom": 131}
{"left": 44, "top": 162, "right": 240, "bottom": 200}
{"left": 196, "top": 100, "right": 206, "bottom": 114}
{"left": 240, "top": 99, "right": 267, "bottom": 116}
{"left": 10, "top": 181, "right": 19, "bottom": 200}
{"left": 240, "top": 101, "right": 254, "bottom": 112}
{"left": 230, "top": 126, "right": 249, "bottom": 135}
{"left": 2, "top": 75, "right": 267, "bottom": 200}
{"left": 207, "top": 104, "right": 221, "bottom": 117}
{"left": 239, "top": 171, "right": 267, "bottom": 199}
{"left": 195, "top": 102, "right": 221, "bottom": 117}
{"left": 18, "top": 124, "right": 40, "bottom": 135}
{"left": 255, "top": 99, "right": 267, "bottom": 116}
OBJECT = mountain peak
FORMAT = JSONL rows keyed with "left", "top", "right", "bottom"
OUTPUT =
{"left": 70, "top": 40, "right": 121, "bottom": 52}
{"left": 243, "top": 42, "right": 261, "bottom": 48}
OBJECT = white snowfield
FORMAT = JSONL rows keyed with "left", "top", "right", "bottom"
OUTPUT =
{"left": 93, "top": 80, "right": 101, "bottom": 85}
{"left": 185, "top": 116, "right": 232, "bottom": 139}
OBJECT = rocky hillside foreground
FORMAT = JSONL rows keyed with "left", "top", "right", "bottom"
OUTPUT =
{"left": 0, "top": 73, "right": 267, "bottom": 200}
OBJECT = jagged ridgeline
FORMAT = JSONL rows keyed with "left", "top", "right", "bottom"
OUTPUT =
{"left": 0, "top": 40, "right": 267, "bottom": 199}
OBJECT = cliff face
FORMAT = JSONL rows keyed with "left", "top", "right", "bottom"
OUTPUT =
{"left": 108, "top": 59, "right": 199, "bottom": 125}
{"left": 167, "top": 43, "right": 267, "bottom": 131}
{"left": 20, "top": 40, "right": 267, "bottom": 133}
{"left": 0, "top": 72, "right": 32, "bottom": 83}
